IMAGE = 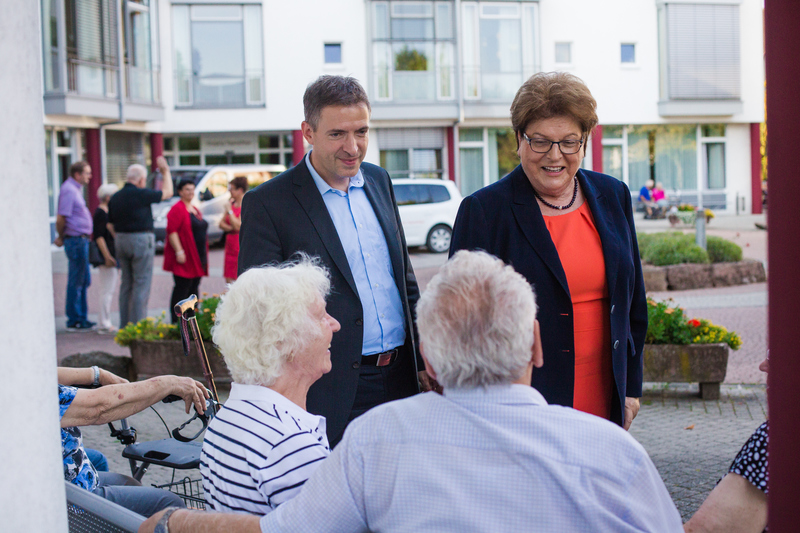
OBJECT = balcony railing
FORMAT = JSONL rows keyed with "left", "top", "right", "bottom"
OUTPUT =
{"left": 126, "top": 65, "right": 161, "bottom": 104}
{"left": 67, "top": 58, "right": 118, "bottom": 98}
{"left": 462, "top": 65, "right": 539, "bottom": 101}
{"left": 174, "top": 70, "right": 265, "bottom": 109}
{"left": 374, "top": 67, "right": 456, "bottom": 101}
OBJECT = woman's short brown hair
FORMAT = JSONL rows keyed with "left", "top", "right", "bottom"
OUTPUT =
{"left": 229, "top": 176, "right": 248, "bottom": 192}
{"left": 510, "top": 72, "right": 598, "bottom": 140}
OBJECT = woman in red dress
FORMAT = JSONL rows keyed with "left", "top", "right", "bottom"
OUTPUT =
{"left": 164, "top": 180, "right": 208, "bottom": 323}
{"left": 219, "top": 177, "right": 247, "bottom": 283}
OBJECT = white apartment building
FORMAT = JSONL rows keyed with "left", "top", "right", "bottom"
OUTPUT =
{"left": 41, "top": 0, "right": 765, "bottom": 238}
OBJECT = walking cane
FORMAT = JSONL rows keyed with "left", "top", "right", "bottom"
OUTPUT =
{"left": 171, "top": 295, "right": 220, "bottom": 441}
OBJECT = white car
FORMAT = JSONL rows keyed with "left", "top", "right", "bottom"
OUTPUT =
{"left": 393, "top": 178, "right": 463, "bottom": 253}
{"left": 151, "top": 164, "right": 285, "bottom": 250}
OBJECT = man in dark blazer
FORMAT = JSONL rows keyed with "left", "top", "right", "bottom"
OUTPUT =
{"left": 238, "top": 76, "right": 428, "bottom": 445}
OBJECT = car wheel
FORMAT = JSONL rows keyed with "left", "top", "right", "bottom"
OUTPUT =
{"left": 426, "top": 224, "right": 452, "bottom": 253}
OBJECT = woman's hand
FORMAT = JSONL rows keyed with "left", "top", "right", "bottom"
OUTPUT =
{"left": 99, "top": 369, "right": 129, "bottom": 386}
{"left": 176, "top": 250, "right": 187, "bottom": 264}
{"left": 623, "top": 397, "right": 641, "bottom": 430}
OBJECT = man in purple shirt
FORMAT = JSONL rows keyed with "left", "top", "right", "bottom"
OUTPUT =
{"left": 54, "top": 161, "right": 96, "bottom": 330}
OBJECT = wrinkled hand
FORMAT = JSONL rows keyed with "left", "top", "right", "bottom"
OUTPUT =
{"left": 623, "top": 397, "right": 640, "bottom": 431}
{"left": 170, "top": 376, "right": 210, "bottom": 414}
{"left": 156, "top": 155, "right": 169, "bottom": 173}
{"left": 99, "top": 369, "right": 129, "bottom": 386}
{"left": 418, "top": 371, "right": 442, "bottom": 394}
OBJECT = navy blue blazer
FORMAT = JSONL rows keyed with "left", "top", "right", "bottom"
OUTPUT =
{"left": 238, "top": 159, "right": 421, "bottom": 442}
{"left": 450, "top": 166, "right": 647, "bottom": 426}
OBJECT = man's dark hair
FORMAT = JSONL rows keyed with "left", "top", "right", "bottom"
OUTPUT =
{"left": 303, "top": 75, "right": 371, "bottom": 130}
{"left": 69, "top": 161, "right": 89, "bottom": 180}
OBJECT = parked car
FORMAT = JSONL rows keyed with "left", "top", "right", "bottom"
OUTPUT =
{"left": 393, "top": 178, "right": 463, "bottom": 253}
{"left": 151, "top": 164, "right": 286, "bottom": 250}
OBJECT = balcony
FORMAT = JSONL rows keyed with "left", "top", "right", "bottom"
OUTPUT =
{"left": 174, "top": 70, "right": 265, "bottom": 109}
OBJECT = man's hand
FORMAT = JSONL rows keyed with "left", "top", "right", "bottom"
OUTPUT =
{"left": 168, "top": 376, "right": 210, "bottom": 414}
{"left": 99, "top": 369, "right": 129, "bottom": 386}
{"left": 156, "top": 155, "right": 169, "bottom": 173}
{"left": 418, "top": 370, "right": 442, "bottom": 394}
{"left": 623, "top": 397, "right": 641, "bottom": 431}
{"left": 53, "top": 236, "right": 63, "bottom": 247}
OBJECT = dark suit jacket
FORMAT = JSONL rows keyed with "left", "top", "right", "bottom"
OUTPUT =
{"left": 450, "top": 166, "right": 647, "bottom": 426}
{"left": 238, "top": 158, "right": 421, "bottom": 441}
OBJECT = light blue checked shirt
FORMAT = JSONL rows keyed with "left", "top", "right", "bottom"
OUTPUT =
{"left": 306, "top": 151, "right": 405, "bottom": 355}
{"left": 260, "top": 384, "right": 683, "bottom": 533}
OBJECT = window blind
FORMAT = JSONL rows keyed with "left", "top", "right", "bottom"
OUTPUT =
{"left": 665, "top": 3, "right": 740, "bottom": 100}
{"left": 377, "top": 128, "right": 445, "bottom": 149}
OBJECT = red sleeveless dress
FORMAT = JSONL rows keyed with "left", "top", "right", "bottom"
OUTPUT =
{"left": 543, "top": 202, "right": 613, "bottom": 420}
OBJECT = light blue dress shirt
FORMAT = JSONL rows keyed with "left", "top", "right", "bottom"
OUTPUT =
{"left": 261, "top": 384, "right": 684, "bottom": 532}
{"left": 305, "top": 151, "right": 405, "bottom": 355}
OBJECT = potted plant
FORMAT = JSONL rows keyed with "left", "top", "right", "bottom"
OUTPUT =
{"left": 115, "top": 295, "right": 231, "bottom": 382}
{"left": 643, "top": 298, "right": 741, "bottom": 400}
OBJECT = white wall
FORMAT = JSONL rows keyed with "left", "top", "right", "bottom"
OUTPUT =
{"left": 0, "top": 2, "right": 68, "bottom": 531}
{"left": 157, "top": 0, "right": 370, "bottom": 134}
{"left": 539, "top": 0, "right": 764, "bottom": 125}
{"left": 725, "top": 123, "right": 754, "bottom": 212}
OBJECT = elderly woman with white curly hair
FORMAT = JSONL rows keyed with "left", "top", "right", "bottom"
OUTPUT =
{"left": 199, "top": 257, "right": 340, "bottom": 515}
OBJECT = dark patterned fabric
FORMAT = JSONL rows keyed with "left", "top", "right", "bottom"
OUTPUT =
{"left": 59, "top": 385, "right": 98, "bottom": 491}
{"left": 729, "top": 421, "right": 769, "bottom": 494}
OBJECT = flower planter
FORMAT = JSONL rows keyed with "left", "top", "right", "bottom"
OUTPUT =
{"left": 129, "top": 340, "right": 231, "bottom": 383}
{"left": 643, "top": 343, "right": 729, "bottom": 400}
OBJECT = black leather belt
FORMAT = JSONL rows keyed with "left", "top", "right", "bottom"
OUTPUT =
{"left": 65, "top": 234, "right": 90, "bottom": 239}
{"left": 361, "top": 348, "right": 399, "bottom": 367}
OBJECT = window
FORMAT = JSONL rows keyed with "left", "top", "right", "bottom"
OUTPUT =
{"left": 394, "top": 184, "right": 451, "bottom": 205}
{"left": 172, "top": 4, "right": 264, "bottom": 108}
{"left": 555, "top": 42, "right": 571, "bottom": 64}
{"left": 163, "top": 133, "right": 293, "bottom": 167}
{"left": 125, "top": 0, "right": 159, "bottom": 103}
{"left": 599, "top": 124, "right": 728, "bottom": 207}
{"left": 658, "top": 3, "right": 740, "bottom": 100}
{"left": 324, "top": 43, "right": 342, "bottom": 64}
{"left": 381, "top": 149, "right": 443, "bottom": 179}
{"left": 462, "top": 2, "right": 539, "bottom": 100}
{"left": 372, "top": 1, "right": 455, "bottom": 101}
{"left": 621, "top": 43, "right": 635, "bottom": 64}
{"left": 457, "top": 127, "right": 517, "bottom": 196}
{"left": 65, "top": 0, "right": 120, "bottom": 97}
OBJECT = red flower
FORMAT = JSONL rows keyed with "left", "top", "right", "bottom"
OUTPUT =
{"left": 687, "top": 319, "right": 701, "bottom": 328}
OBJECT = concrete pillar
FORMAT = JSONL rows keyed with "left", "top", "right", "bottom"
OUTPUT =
{"left": 750, "top": 123, "right": 763, "bottom": 215}
{"left": 292, "top": 129, "right": 305, "bottom": 166}
{"left": 446, "top": 126, "right": 456, "bottom": 182}
{"left": 86, "top": 128, "right": 102, "bottom": 212}
{"left": 0, "top": 2, "right": 68, "bottom": 531}
{"left": 591, "top": 125, "right": 603, "bottom": 174}
{"left": 150, "top": 132, "right": 164, "bottom": 172}
{"left": 765, "top": 2, "right": 800, "bottom": 530}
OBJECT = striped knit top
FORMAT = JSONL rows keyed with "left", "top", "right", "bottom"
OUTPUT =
{"left": 200, "top": 383, "right": 330, "bottom": 514}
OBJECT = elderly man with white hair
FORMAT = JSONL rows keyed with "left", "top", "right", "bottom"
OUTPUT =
{"left": 108, "top": 156, "right": 173, "bottom": 326}
{"left": 200, "top": 257, "right": 341, "bottom": 515}
{"left": 141, "top": 250, "right": 682, "bottom": 533}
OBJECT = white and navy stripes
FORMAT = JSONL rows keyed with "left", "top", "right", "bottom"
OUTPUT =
{"left": 200, "top": 383, "right": 330, "bottom": 514}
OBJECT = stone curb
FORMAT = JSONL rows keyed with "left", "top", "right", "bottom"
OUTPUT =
{"left": 643, "top": 259, "right": 766, "bottom": 292}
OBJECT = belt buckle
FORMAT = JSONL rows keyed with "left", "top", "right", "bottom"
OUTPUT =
{"left": 376, "top": 350, "right": 394, "bottom": 367}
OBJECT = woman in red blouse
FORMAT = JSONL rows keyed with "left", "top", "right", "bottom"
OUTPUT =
{"left": 219, "top": 177, "right": 247, "bottom": 283}
{"left": 164, "top": 180, "right": 208, "bottom": 323}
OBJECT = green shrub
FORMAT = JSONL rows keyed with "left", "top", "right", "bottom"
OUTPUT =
{"left": 114, "top": 295, "right": 220, "bottom": 347}
{"left": 641, "top": 233, "right": 709, "bottom": 266}
{"left": 707, "top": 236, "right": 743, "bottom": 263}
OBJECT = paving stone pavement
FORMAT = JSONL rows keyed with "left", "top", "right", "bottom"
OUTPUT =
{"left": 630, "top": 383, "right": 767, "bottom": 521}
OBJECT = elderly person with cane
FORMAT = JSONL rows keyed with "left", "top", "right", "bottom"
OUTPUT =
{"left": 451, "top": 72, "right": 647, "bottom": 430}
{"left": 200, "top": 257, "right": 340, "bottom": 514}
